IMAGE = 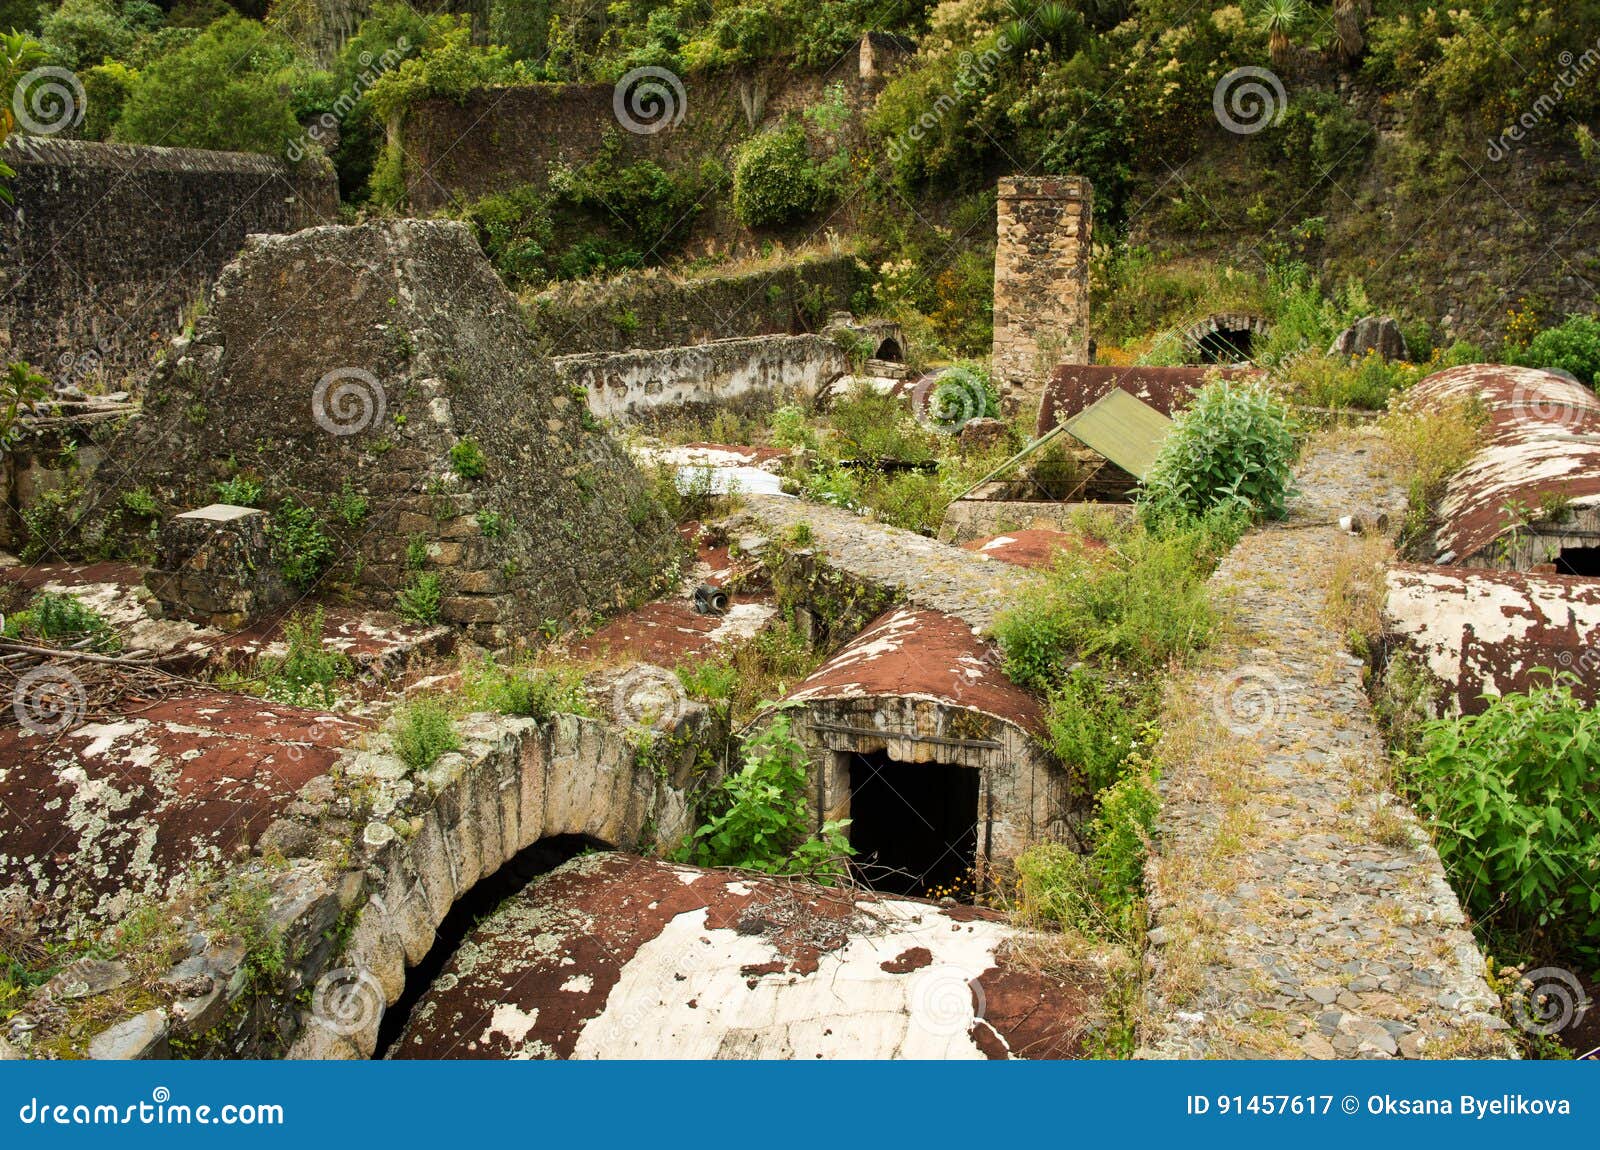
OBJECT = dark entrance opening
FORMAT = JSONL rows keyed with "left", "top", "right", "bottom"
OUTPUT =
{"left": 1556, "top": 546, "right": 1600, "bottom": 577}
{"left": 1197, "top": 326, "right": 1254, "bottom": 363}
{"left": 874, "top": 337, "right": 904, "bottom": 362}
{"left": 372, "top": 833, "right": 607, "bottom": 1056}
{"left": 847, "top": 752, "right": 980, "bottom": 899}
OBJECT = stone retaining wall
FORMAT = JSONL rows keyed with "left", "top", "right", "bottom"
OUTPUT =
{"left": 531, "top": 254, "right": 864, "bottom": 355}
{"left": 0, "top": 137, "right": 337, "bottom": 386}
{"left": 557, "top": 334, "right": 847, "bottom": 424}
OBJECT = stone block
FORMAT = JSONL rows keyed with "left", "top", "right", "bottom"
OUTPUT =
{"left": 144, "top": 504, "right": 288, "bottom": 630}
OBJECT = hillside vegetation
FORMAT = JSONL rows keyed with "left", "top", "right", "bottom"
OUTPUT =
{"left": 5, "top": 2, "right": 1599, "bottom": 359}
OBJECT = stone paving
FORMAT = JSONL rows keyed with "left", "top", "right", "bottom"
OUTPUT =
{"left": 1140, "top": 434, "right": 1513, "bottom": 1059}
{"left": 727, "top": 494, "right": 1031, "bottom": 632}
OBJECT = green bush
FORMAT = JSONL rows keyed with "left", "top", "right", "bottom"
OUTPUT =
{"left": 396, "top": 571, "right": 444, "bottom": 623}
{"left": 675, "top": 713, "right": 852, "bottom": 880}
{"left": 39, "top": 0, "right": 133, "bottom": 69}
{"left": 462, "top": 657, "right": 594, "bottom": 721}
{"left": 995, "top": 514, "right": 1236, "bottom": 690}
{"left": 1398, "top": 678, "right": 1600, "bottom": 958}
{"left": 113, "top": 15, "right": 300, "bottom": 155}
{"left": 79, "top": 58, "right": 137, "bottom": 139}
{"left": 1511, "top": 314, "right": 1600, "bottom": 386}
{"left": 213, "top": 474, "right": 262, "bottom": 507}
{"left": 1292, "top": 350, "right": 1424, "bottom": 411}
{"left": 732, "top": 120, "right": 826, "bottom": 228}
{"left": 1140, "top": 380, "right": 1299, "bottom": 525}
{"left": 392, "top": 696, "right": 458, "bottom": 771}
{"left": 260, "top": 608, "right": 351, "bottom": 707}
{"left": 1013, "top": 765, "right": 1159, "bottom": 940}
{"left": 2, "top": 591, "right": 120, "bottom": 652}
{"left": 365, "top": 18, "right": 513, "bottom": 122}
{"left": 1045, "top": 666, "right": 1158, "bottom": 797}
{"left": 267, "top": 500, "right": 333, "bottom": 588}
{"left": 449, "top": 438, "right": 487, "bottom": 479}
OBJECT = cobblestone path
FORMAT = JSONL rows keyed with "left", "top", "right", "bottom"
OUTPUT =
{"left": 1140, "top": 434, "right": 1512, "bottom": 1059}
{"left": 728, "top": 494, "right": 1030, "bottom": 632}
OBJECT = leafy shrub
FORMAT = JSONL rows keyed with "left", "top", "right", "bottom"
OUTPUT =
{"left": 768, "top": 404, "right": 818, "bottom": 450}
{"left": 331, "top": 482, "right": 368, "bottom": 527}
{"left": 732, "top": 120, "right": 826, "bottom": 228}
{"left": 1382, "top": 394, "right": 1487, "bottom": 554}
{"left": 462, "top": 657, "right": 594, "bottom": 721}
{"left": 260, "top": 608, "right": 351, "bottom": 707}
{"left": 1, "top": 361, "right": 49, "bottom": 452}
{"left": 1510, "top": 314, "right": 1600, "bottom": 386}
{"left": 2, "top": 591, "right": 120, "bottom": 652}
{"left": 1013, "top": 764, "right": 1158, "bottom": 940}
{"left": 449, "top": 438, "right": 487, "bottom": 479}
{"left": 676, "top": 713, "right": 852, "bottom": 879}
{"left": 1046, "top": 666, "right": 1158, "bottom": 797}
{"left": 267, "top": 500, "right": 333, "bottom": 588}
{"left": 1292, "top": 350, "right": 1423, "bottom": 411}
{"left": 39, "top": 0, "right": 133, "bottom": 69}
{"left": 113, "top": 15, "right": 300, "bottom": 154}
{"left": 120, "top": 486, "right": 159, "bottom": 517}
{"left": 1140, "top": 380, "right": 1299, "bottom": 525}
{"left": 392, "top": 696, "right": 458, "bottom": 771}
{"left": 365, "top": 17, "right": 513, "bottom": 121}
{"left": 1398, "top": 678, "right": 1600, "bottom": 957}
{"left": 396, "top": 571, "right": 443, "bottom": 623}
{"left": 213, "top": 475, "right": 262, "bottom": 507}
{"left": 995, "top": 514, "right": 1236, "bottom": 690}
{"left": 79, "top": 58, "right": 137, "bottom": 139}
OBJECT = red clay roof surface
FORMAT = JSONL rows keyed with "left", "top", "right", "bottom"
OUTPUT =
{"left": 785, "top": 607, "right": 1043, "bottom": 733}
{"left": 390, "top": 853, "right": 1094, "bottom": 1060}
{"left": 1384, "top": 562, "right": 1600, "bottom": 713}
{"left": 0, "top": 687, "right": 364, "bottom": 930}
{"left": 1409, "top": 364, "right": 1600, "bottom": 563}
{"left": 961, "top": 529, "right": 1104, "bottom": 570}
{"left": 1035, "top": 365, "right": 1257, "bottom": 437}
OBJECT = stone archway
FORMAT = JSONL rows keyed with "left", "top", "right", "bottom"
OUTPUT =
{"left": 1181, "top": 313, "right": 1272, "bottom": 363}
{"left": 287, "top": 713, "right": 702, "bottom": 1059}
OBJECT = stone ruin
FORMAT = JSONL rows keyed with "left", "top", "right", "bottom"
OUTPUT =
{"left": 0, "top": 159, "right": 1545, "bottom": 1063}
{"left": 77, "top": 219, "right": 678, "bottom": 641}
{"left": 990, "top": 176, "right": 1092, "bottom": 410}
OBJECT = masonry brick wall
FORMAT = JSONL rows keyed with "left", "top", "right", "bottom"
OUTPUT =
{"left": 531, "top": 254, "right": 865, "bottom": 355}
{"left": 991, "top": 176, "right": 1092, "bottom": 410}
{"left": 397, "top": 57, "right": 878, "bottom": 216}
{"left": 0, "top": 137, "right": 338, "bottom": 387}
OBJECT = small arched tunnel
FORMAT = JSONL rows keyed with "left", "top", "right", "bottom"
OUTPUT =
{"left": 1196, "top": 325, "right": 1255, "bottom": 363}
{"left": 374, "top": 833, "right": 611, "bottom": 1056}
{"left": 874, "top": 337, "right": 905, "bottom": 363}
{"left": 773, "top": 607, "right": 1081, "bottom": 900}
{"left": 1183, "top": 313, "right": 1271, "bottom": 364}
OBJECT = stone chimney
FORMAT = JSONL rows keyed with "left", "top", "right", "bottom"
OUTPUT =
{"left": 991, "top": 176, "right": 1092, "bottom": 410}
